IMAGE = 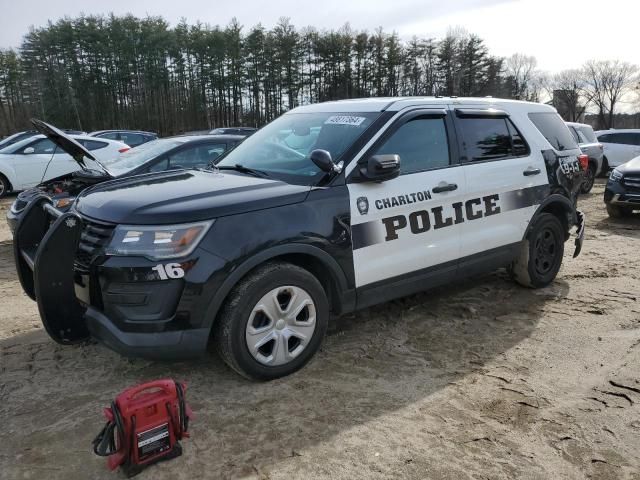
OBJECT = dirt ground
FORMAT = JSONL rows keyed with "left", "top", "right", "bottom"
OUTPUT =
{"left": 1, "top": 180, "right": 639, "bottom": 480}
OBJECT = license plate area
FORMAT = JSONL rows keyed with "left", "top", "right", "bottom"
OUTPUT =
{"left": 559, "top": 156, "right": 580, "bottom": 175}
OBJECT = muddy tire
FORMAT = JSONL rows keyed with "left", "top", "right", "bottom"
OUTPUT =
{"left": 0, "top": 174, "right": 9, "bottom": 198}
{"left": 510, "top": 213, "right": 565, "bottom": 288}
{"left": 580, "top": 164, "right": 596, "bottom": 194}
{"left": 606, "top": 203, "right": 632, "bottom": 218}
{"left": 214, "top": 261, "right": 329, "bottom": 381}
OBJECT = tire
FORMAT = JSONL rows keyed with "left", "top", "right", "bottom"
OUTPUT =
{"left": 599, "top": 157, "right": 610, "bottom": 178}
{"left": 214, "top": 261, "right": 329, "bottom": 381}
{"left": 510, "top": 213, "right": 565, "bottom": 288}
{"left": 0, "top": 174, "right": 9, "bottom": 198}
{"left": 606, "top": 203, "right": 633, "bottom": 218}
{"left": 580, "top": 164, "right": 596, "bottom": 194}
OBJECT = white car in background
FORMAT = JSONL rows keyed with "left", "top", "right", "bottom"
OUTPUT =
{"left": 595, "top": 129, "right": 640, "bottom": 172}
{"left": 0, "top": 134, "right": 129, "bottom": 197}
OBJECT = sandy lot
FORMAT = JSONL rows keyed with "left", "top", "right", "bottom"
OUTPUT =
{"left": 0, "top": 180, "right": 639, "bottom": 480}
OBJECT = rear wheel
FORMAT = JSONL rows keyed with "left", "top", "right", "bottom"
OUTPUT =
{"left": 0, "top": 174, "right": 9, "bottom": 198}
{"left": 214, "top": 262, "right": 329, "bottom": 381}
{"left": 606, "top": 203, "right": 633, "bottom": 218}
{"left": 580, "top": 164, "right": 596, "bottom": 194}
{"left": 510, "top": 213, "right": 565, "bottom": 288}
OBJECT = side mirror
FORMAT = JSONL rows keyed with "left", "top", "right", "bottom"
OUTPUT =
{"left": 23, "top": 147, "right": 35, "bottom": 154}
{"left": 310, "top": 149, "right": 343, "bottom": 174}
{"left": 355, "top": 154, "right": 401, "bottom": 182}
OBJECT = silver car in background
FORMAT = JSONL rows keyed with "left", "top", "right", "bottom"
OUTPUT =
{"left": 566, "top": 122, "right": 604, "bottom": 193}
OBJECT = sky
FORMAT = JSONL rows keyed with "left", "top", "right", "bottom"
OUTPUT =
{"left": 0, "top": 0, "right": 638, "bottom": 73}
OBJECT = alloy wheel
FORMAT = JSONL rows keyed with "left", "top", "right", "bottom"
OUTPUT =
{"left": 245, "top": 285, "right": 317, "bottom": 366}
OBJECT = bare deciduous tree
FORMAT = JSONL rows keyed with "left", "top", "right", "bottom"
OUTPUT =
{"left": 583, "top": 60, "right": 638, "bottom": 129}
{"left": 552, "top": 69, "right": 590, "bottom": 122}
{"left": 505, "top": 53, "right": 538, "bottom": 100}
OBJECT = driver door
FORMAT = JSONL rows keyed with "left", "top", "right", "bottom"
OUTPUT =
{"left": 14, "top": 138, "right": 65, "bottom": 188}
{"left": 347, "top": 109, "right": 465, "bottom": 303}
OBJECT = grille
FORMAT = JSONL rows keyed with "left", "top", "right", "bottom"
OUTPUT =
{"left": 75, "top": 220, "right": 115, "bottom": 270}
{"left": 623, "top": 175, "right": 640, "bottom": 193}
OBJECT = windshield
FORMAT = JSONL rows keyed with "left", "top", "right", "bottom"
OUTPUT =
{"left": 104, "top": 138, "right": 186, "bottom": 175}
{"left": 216, "top": 112, "right": 380, "bottom": 185}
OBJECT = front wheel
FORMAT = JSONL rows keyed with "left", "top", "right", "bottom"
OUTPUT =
{"left": 510, "top": 213, "right": 565, "bottom": 288}
{"left": 214, "top": 262, "right": 329, "bottom": 381}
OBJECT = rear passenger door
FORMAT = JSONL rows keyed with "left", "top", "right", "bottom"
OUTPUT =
{"left": 348, "top": 108, "right": 465, "bottom": 294}
{"left": 453, "top": 108, "right": 547, "bottom": 266}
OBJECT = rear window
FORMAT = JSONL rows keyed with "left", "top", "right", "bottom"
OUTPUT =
{"left": 529, "top": 112, "right": 578, "bottom": 151}
{"left": 577, "top": 126, "right": 597, "bottom": 143}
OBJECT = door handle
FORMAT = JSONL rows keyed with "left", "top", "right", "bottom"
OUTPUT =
{"left": 432, "top": 182, "right": 458, "bottom": 193}
{"left": 523, "top": 167, "right": 541, "bottom": 176}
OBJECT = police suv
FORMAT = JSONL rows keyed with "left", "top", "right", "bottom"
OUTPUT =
{"left": 15, "top": 98, "right": 585, "bottom": 380}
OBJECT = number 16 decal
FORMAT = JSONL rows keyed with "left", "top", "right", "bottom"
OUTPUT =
{"left": 152, "top": 263, "right": 185, "bottom": 280}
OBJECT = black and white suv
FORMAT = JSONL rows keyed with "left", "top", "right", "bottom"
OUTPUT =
{"left": 14, "top": 97, "right": 585, "bottom": 380}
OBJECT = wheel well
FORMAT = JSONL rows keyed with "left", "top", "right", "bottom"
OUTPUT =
{"left": 539, "top": 203, "right": 570, "bottom": 240}
{"left": 0, "top": 172, "right": 11, "bottom": 191}
{"left": 266, "top": 253, "right": 341, "bottom": 314}
{"left": 209, "top": 252, "right": 345, "bottom": 341}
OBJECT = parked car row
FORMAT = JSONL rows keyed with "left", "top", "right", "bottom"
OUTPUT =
{"left": 5, "top": 122, "right": 244, "bottom": 230}
{"left": 12, "top": 97, "right": 587, "bottom": 380}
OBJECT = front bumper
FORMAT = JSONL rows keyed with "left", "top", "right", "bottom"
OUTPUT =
{"left": 14, "top": 197, "right": 225, "bottom": 358}
{"left": 85, "top": 307, "right": 209, "bottom": 360}
{"left": 604, "top": 180, "right": 640, "bottom": 208}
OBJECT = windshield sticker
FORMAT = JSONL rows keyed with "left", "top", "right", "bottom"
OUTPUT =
{"left": 324, "top": 115, "right": 366, "bottom": 126}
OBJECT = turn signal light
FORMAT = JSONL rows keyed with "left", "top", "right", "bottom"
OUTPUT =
{"left": 578, "top": 154, "right": 589, "bottom": 172}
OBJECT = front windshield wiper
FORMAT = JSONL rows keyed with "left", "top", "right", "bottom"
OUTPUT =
{"left": 217, "top": 164, "right": 270, "bottom": 178}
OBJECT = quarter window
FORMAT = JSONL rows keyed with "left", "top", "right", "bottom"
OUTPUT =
{"left": 528, "top": 112, "right": 578, "bottom": 151}
{"left": 373, "top": 117, "right": 450, "bottom": 174}
{"left": 79, "top": 140, "right": 108, "bottom": 151}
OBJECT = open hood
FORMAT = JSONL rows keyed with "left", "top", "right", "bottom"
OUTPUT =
{"left": 31, "top": 119, "right": 111, "bottom": 176}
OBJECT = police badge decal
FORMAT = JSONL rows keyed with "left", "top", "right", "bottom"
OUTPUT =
{"left": 357, "top": 196, "right": 369, "bottom": 215}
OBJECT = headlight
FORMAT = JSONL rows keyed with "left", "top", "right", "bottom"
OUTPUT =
{"left": 609, "top": 169, "right": 623, "bottom": 182}
{"left": 52, "top": 197, "right": 75, "bottom": 209}
{"left": 105, "top": 220, "right": 214, "bottom": 259}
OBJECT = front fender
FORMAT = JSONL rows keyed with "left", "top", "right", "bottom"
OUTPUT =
{"left": 201, "top": 243, "right": 352, "bottom": 331}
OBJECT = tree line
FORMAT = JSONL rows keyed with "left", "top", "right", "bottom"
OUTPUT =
{"left": 0, "top": 15, "right": 637, "bottom": 136}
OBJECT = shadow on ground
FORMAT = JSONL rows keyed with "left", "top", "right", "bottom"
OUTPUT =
{"left": 0, "top": 262, "right": 569, "bottom": 479}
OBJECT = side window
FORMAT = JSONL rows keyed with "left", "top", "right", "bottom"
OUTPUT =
{"left": 22, "top": 138, "right": 58, "bottom": 154}
{"left": 631, "top": 133, "right": 640, "bottom": 146}
{"left": 147, "top": 158, "right": 169, "bottom": 173}
{"left": 598, "top": 133, "right": 612, "bottom": 143}
{"left": 614, "top": 133, "right": 637, "bottom": 145}
{"left": 120, "top": 133, "right": 144, "bottom": 147}
{"left": 373, "top": 117, "right": 450, "bottom": 174}
{"left": 97, "top": 132, "right": 120, "bottom": 141}
{"left": 167, "top": 144, "right": 226, "bottom": 169}
{"left": 458, "top": 118, "right": 512, "bottom": 162}
{"left": 506, "top": 119, "right": 529, "bottom": 156}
